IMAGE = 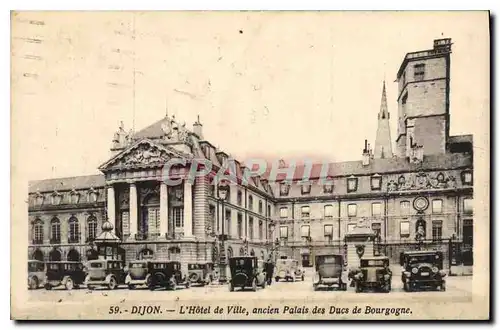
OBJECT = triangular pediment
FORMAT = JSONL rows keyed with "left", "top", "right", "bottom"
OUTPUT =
{"left": 99, "top": 139, "right": 192, "bottom": 172}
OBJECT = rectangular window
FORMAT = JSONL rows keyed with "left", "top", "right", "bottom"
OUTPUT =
{"left": 301, "top": 206, "right": 310, "bottom": 218}
{"left": 324, "top": 205, "right": 334, "bottom": 218}
{"left": 324, "top": 224, "right": 333, "bottom": 237}
{"left": 279, "top": 226, "right": 288, "bottom": 239}
{"left": 371, "top": 202, "right": 382, "bottom": 216}
{"left": 248, "top": 195, "right": 254, "bottom": 211}
{"left": 249, "top": 217, "right": 254, "bottom": 239}
{"left": 225, "top": 209, "right": 231, "bottom": 237}
{"left": 371, "top": 176, "right": 382, "bottom": 190}
{"left": 280, "top": 207, "right": 288, "bottom": 218}
{"left": 237, "top": 190, "right": 242, "bottom": 206}
{"left": 432, "top": 199, "right": 443, "bottom": 214}
{"left": 173, "top": 207, "right": 184, "bottom": 228}
{"left": 400, "top": 221, "right": 410, "bottom": 238}
{"left": 259, "top": 201, "right": 263, "bottom": 214}
{"left": 237, "top": 213, "right": 243, "bottom": 238}
{"left": 347, "top": 204, "right": 357, "bottom": 217}
{"left": 400, "top": 201, "right": 410, "bottom": 215}
{"left": 463, "top": 198, "right": 473, "bottom": 214}
{"left": 414, "top": 63, "right": 425, "bottom": 81}
{"left": 300, "top": 225, "right": 310, "bottom": 238}
{"left": 347, "top": 223, "right": 356, "bottom": 233}
{"left": 121, "top": 211, "right": 130, "bottom": 235}
{"left": 259, "top": 221, "right": 263, "bottom": 239}
{"left": 432, "top": 220, "right": 443, "bottom": 241}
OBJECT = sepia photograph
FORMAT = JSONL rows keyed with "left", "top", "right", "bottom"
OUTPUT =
{"left": 10, "top": 11, "right": 490, "bottom": 320}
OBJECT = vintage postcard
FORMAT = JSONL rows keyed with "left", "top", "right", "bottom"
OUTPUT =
{"left": 11, "top": 11, "right": 490, "bottom": 320}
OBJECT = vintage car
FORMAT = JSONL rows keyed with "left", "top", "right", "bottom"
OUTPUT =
{"left": 125, "top": 260, "right": 151, "bottom": 289}
{"left": 148, "top": 260, "right": 190, "bottom": 290}
{"left": 312, "top": 254, "right": 348, "bottom": 291}
{"left": 228, "top": 256, "right": 267, "bottom": 292}
{"left": 85, "top": 259, "right": 127, "bottom": 290}
{"left": 187, "top": 262, "right": 215, "bottom": 286}
{"left": 274, "top": 258, "right": 305, "bottom": 282}
{"left": 28, "top": 260, "right": 45, "bottom": 290}
{"left": 351, "top": 256, "right": 392, "bottom": 293}
{"left": 400, "top": 250, "right": 447, "bottom": 291}
{"left": 44, "top": 261, "right": 86, "bottom": 290}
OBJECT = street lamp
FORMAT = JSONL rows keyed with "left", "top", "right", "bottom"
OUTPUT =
{"left": 217, "top": 180, "right": 230, "bottom": 283}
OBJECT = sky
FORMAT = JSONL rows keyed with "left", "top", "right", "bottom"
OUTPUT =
{"left": 11, "top": 11, "right": 490, "bottom": 182}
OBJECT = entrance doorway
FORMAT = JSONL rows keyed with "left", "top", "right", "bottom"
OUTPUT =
{"left": 301, "top": 254, "right": 311, "bottom": 267}
{"left": 462, "top": 219, "right": 473, "bottom": 266}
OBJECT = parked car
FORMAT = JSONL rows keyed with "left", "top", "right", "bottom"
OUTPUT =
{"left": 148, "top": 260, "right": 190, "bottom": 290}
{"left": 187, "top": 262, "right": 215, "bottom": 286}
{"left": 44, "top": 261, "right": 86, "bottom": 290}
{"left": 400, "top": 250, "right": 447, "bottom": 291}
{"left": 28, "top": 260, "right": 45, "bottom": 290}
{"left": 85, "top": 259, "right": 126, "bottom": 290}
{"left": 274, "top": 258, "right": 305, "bottom": 282}
{"left": 351, "top": 256, "right": 392, "bottom": 293}
{"left": 125, "top": 260, "right": 151, "bottom": 289}
{"left": 312, "top": 254, "right": 348, "bottom": 291}
{"left": 228, "top": 256, "right": 267, "bottom": 292}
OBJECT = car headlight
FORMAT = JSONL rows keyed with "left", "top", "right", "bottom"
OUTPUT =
{"left": 411, "top": 268, "right": 418, "bottom": 274}
{"left": 384, "top": 274, "right": 390, "bottom": 280}
{"left": 431, "top": 267, "right": 438, "bottom": 273}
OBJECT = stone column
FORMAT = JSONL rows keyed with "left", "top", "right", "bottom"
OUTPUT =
{"left": 129, "top": 183, "right": 138, "bottom": 239}
{"left": 183, "top": 180, "right": 193, "bottom": 237}
{"left": 106, "top": 186, "right": 116, "bottom": 231}
{"left": 160, "top": 182, "right": 169, "bottom": 238}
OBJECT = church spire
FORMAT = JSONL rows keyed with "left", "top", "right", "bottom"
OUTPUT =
{"left": 374, "top": 80, "right": 393, "bottom": 159}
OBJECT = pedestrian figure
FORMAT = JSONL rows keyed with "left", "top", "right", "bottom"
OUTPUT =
{"left": 265, "top": 257, "right": 274, "bottom": 285}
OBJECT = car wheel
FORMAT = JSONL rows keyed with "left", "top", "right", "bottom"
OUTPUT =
{"left": 252, "top": 279, "right": 257, "bottom": 292}
{"left": 45, "top": 284, "right": 52, "bottom": 290}
{"left": 383, "top": 282, "right": 391, "bottom": 293}
{"left": 185, "top": 281, "right": 190, "bottom": 289}
{"left": 108, "top": 277, "right": 117, "bottom": 290}
{"left": 171, "top": 279, "right": 177, "bottom": 291}
{"left": 302, "top": 275, "right": 305, "bottom": 281}
{"left": 355, "top": 282, "right": 362, "bottom": 293}
{"left": 291, "top": 276, "right": 295, "bottom": 283}
{"left": 65, "top": 277, "right": 74, "bottom": 290}
{"left": 87, "top": 285, "right": 94, "bottom": 290}
{"left": 128, "top": 284, "right": 136, "bottom": 290}
{"left": 313, "top": 284, "right": 318, "bottom": 291}
{"left": 440, "top": 281, "right": 446, "bottom": 292}
{"left": 403, "top": 282, "right": 409, "bottom": 292}
{"left": 261, "top": 279, "right": 266, "bottom": 289}
{"left": 229, "top": 281, "right": 234, "bottom": 292}
{"left": 275, "top": 277, "right": 279, "bottom": 283}
{"left": 341, "top": 283, "right": 347, "bottom": 291}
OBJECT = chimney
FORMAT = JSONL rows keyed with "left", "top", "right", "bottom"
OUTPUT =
{"left": 193, "top": 115, "right": 203, "bottom": 139}
{"left": 362, "top": 139, "right": 370, "bottom": 166}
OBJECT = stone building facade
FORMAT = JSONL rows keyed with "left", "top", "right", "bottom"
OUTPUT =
{"left": 27, "top": 38, "right": 474, "bottom": 272}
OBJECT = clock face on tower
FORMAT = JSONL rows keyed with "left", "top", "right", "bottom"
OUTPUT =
{"left": 413, "top": 196, "right": 429, "bottom": 212}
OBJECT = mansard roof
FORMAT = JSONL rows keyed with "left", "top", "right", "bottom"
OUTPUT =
{"left": 28, "top": 174, "right": 105, "bottom": 193}
{"left": 132, "top": 117, "right": 169, "bottom": 140}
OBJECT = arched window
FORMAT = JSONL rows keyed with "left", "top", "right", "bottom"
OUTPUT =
{"left": 248, "top": 195, "right": 254, "bottom": 210}
{"left": 239, "top": 247, "right": 244, "bottom": 256}
{"left": 67, "top": 249, "right": 81, "bottom": 261}
{"left": 87, "top": 215, "right": 97, "bottom": 241}
{"left": 50, "top": 217, "right": 61, "bottom": 244}
{"left": 32, "top": 219, "right": 44, "bottom": 244}
{"left": 260, "top": 251, "right": 265, "bottom": 260}
{"left": 139, "top": 248, "right": 154, "bottom": 260}
{"left": 227, "top": 247, "right": 233, "bottom": 259}
{"left": 68, "top": 216, "right": 80, "bottom": 243}
{"left": 250, "top": 249, "right": 255, "bottom": 257}
{"left": 32, "top": 249, "right": 44, "bottom": 262}
{"left": 49, "top": 249, "right": 61, "bottom": 261}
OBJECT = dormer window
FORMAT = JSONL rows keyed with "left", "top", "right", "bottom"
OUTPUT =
{"left": 461, "top": 170, "right": 473, "bottom": 185}
{"left": 371, "top": 174, "right": 382, "bottom": 191}
{"left": 347, "top": 176, "right": 358, "bottom": 193}
{"left": 323, "top": 177, "right": 334, "bottom": 193}
{"left": 70, "top": 189, "right": 80, "bottom": 204}
{"left": 279, "top": 182, "right": 290, "bottom": 196}
{"left": 301, "top": 183, "right": 311, "bottom": 195}
{"left": 35, "top": 192, "right": 44, "bottom": 206}
{"left": 88, "top": 188, "right": 98, "bottom": 203}
{"left": 51, "top": 191, "right": 63, "bottom": 205}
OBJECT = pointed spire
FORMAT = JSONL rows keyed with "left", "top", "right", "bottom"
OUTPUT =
{"left": 374, "top": 80, "right": 393, "bottom": 159}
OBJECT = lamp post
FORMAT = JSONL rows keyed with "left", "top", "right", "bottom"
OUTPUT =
{"left": 217, "top": 181, "right": 230, "bottom": 284}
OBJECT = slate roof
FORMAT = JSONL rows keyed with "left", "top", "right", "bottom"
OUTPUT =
{"left": 28, "top": 174, "right": 105, "bottom": 193}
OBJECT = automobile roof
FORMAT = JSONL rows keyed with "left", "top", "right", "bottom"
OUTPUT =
{"left": 360, "top": 255, "right": 390, "bottom": 260}
{"left": 315, "top": 254, "right": 343, "bottom": 257}
{"left": 403, "top": 250, "right": 443, "bottom": 255}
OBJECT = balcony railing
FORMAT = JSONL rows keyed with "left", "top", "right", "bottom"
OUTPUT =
{"left": 68, "top": 234, "right": 81, "bottom": 244}
{"left": 135, "top": 232, "right": 148, "bottom": 241}
{"left": 31, "top": 239, "right": 43, "bottom": 245}
{"left": 49, "top": 238, "right": 61, "bottom": 244}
